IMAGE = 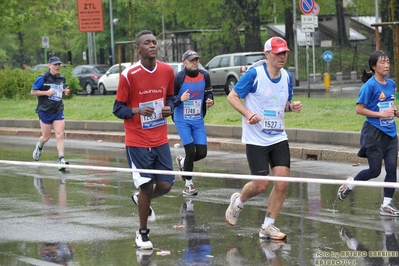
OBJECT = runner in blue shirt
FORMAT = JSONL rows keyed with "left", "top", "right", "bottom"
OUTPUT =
{"left": 173, "top": 50, "right": 214, "bottom": 196}
{"left": 337, "top": 50, "right": 399, "bottom": 216}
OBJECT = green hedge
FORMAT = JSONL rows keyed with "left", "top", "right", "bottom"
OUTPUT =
{"left": 0, "top": 65, "right": 81, "bottom": 99}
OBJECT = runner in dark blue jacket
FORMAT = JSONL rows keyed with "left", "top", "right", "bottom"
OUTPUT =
{"left": 173, "top": 50, "right": 214, "bottom": 196}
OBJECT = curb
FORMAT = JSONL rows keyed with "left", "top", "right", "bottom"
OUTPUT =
{"left": 0, "top": 119, "right": 368, "bottom": 165}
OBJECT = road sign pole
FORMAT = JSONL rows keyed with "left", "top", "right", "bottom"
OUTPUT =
{"left": 312, "top": 32, "right": 316, "bottom": 83}
{"left": 307, "top": 44, "right": 310, "bottom": 98}
{"left": 293, "top": 0, "right": 299, "bottom": 86}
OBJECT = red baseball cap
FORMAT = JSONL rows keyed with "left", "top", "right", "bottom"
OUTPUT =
{"left": 264, "top": 37, "right": 290, "bottom": 53}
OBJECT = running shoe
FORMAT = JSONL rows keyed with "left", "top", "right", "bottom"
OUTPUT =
{"left": 259, "top": 224, "right": 287, "bottom": 240}
{"left": 176, "top": 155, "right": 185, "bottom": 181}
{"left": 33, "top": 142, "right": 42, "bottom": 161}
{"left": 380, "top": 203, "right": 399, "bottom": 217}
{"left": 132, "top": 192, "right": 156, "bottom": 222}
{"left": 225, "top": 192, "right": 243, "bottom": 226}
{"left": 58, "top": 158, "right": 69, "bottom": 171}
{"left": 337, "top": 177, "right": 353, "bottom": 201}
{"left": 183, "top": 184, "right": 198, "bottom": 196}
{"left": 135, "top": 229, "right": 153, "bottom": 250}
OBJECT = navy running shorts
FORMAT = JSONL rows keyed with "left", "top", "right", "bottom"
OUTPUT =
{"left": 126, "top": 143, "right": 175, "bottom": 188}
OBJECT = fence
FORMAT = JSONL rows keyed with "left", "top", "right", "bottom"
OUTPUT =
{"left": 115, "top": 34, "right": 396, "bottom": 82}
{"left": 287, "top": 42, "right": 395, "bottom": 81}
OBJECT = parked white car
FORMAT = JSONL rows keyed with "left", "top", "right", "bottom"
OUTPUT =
{"left": 98, "top": 62, "right": 133, "bottom": 94}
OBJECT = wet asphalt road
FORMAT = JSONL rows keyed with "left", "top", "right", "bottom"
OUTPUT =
{"left": 1, "top": 136, "right": 399, "bottom": 266}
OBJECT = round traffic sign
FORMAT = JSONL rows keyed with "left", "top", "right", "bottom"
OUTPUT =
{"left": 322, "top": 51, "right": 333, "bottom": 62}
{"left": 311, "top": 3, "right": 320, "bottom": 16}
{"left": 299, "top": 0, "right": 315, "bottom": 15}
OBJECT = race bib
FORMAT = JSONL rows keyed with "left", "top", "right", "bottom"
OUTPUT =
{"left": 48, "top": 83, "right": 64, "bottom": 101}
{"left": 139, "top": 98, "right": 166, "bottom": 129}
{"left": 183, "top": 100, "right": 202, "bottom": 120}
{"left": 261, "top": 109, "right": 285, "bottom": 135}
{"left": 378, "top": 101, "right": 394, "bottom": 126}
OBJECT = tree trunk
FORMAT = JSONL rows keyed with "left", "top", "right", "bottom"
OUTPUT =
{"left": 380, "top": 0, "right": 393, "bottom": 58}
{"left": 17, "top": 32, "right": 26, "bottom": 68}
{"left": 236, "top": 0, "right": 262, "bottom": 51}
{"left": 284, "top": 0, "right": 294, "bottom": 50}
{"left": 335, "top": 0, "right": 351, "bottom": 47}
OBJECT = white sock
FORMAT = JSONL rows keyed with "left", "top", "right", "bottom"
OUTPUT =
{"left": 262, "top": 218, "right": 275, "bottom": 229}
{"left": 382, "top": 197, "right": 392, "bottom": 206}
{"left": 235, "top": 197, "right": 245, "bottom": 208}
{"left": 185, "top": 179, "right": 193, "bottom": 186}
{"left": 347, "top": 177, "right": 355, "bottom": 190}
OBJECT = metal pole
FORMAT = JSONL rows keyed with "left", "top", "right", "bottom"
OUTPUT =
{"left": 109, "top": 0, "right": 115, "bottom": 65}
{"left": 43, "top": 33, "right": 48, "bottom": 63}
{"left": 87, "top": 32, "right": 93, "bottom": 65}
{"left": 93, "top": 32, "right": 97, "bottom": 64}
{"left": 396, "top": 24, "right": 399, "bottom": 88}
{"left": 293, "top": 0, "right": 299, "bottom": 86}
{"left": 312, "top": 33, "right": 316, "bottom": 83}
{"left": 307, "top": 44, "right": 310, "bottom": 98}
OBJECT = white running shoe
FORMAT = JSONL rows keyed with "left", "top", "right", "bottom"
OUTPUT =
{"left": 183, "top": 184, "right": 198, "bottom": 196}
{"left": 176, "top": 155, "right": 186, "bottom": 181}
{"left": 259, "top": 224, "right": 287, "bottom": 240}
{"left": 380, "top": 203, "right": 399, "bottom": 217}
{"left": 225, "top": 192, "right": 243, "bottom": 226}
{"left": 58, "top": 158, "right": 69, "bottom": 171}
{"left": 135, "top": 229, "right": 153, "bottom": 250}
{"left": 32, "top": 142, "right": 42, "bottom": 161}
{"left": 132, "top": 192, "right": 156, "bottom": 222}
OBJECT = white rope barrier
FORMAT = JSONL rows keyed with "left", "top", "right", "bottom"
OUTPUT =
{"left": 1, "top": 159, "right": 399, "bottom": 189}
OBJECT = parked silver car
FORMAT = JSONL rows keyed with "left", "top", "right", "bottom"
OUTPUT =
{"left": 204, "top": 52, "right": 265, "bottom": 94}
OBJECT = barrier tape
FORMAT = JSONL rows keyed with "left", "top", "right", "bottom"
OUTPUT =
{"left": 0, "top": 159, "right": 398, "bottom": 188}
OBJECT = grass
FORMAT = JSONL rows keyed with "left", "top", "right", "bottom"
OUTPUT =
{"left": 0, "top": 95, "right": 376, "bottom": 132}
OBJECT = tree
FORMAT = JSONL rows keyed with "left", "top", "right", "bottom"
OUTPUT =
{"left": 335, "top": 0, "right": 351, "bottom": 47}
{"left": 236, "top": 0, "right": 262, "bottom": 51}
{"left": 284, "top": 0, "right": 294, "bottom": 50}
{"left": 0, "top": 0, "right": 76, "bottom": 68}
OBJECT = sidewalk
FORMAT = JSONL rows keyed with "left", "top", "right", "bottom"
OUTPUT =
{"left": 0, "top": 119, "right": 367, "bottom": 165}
